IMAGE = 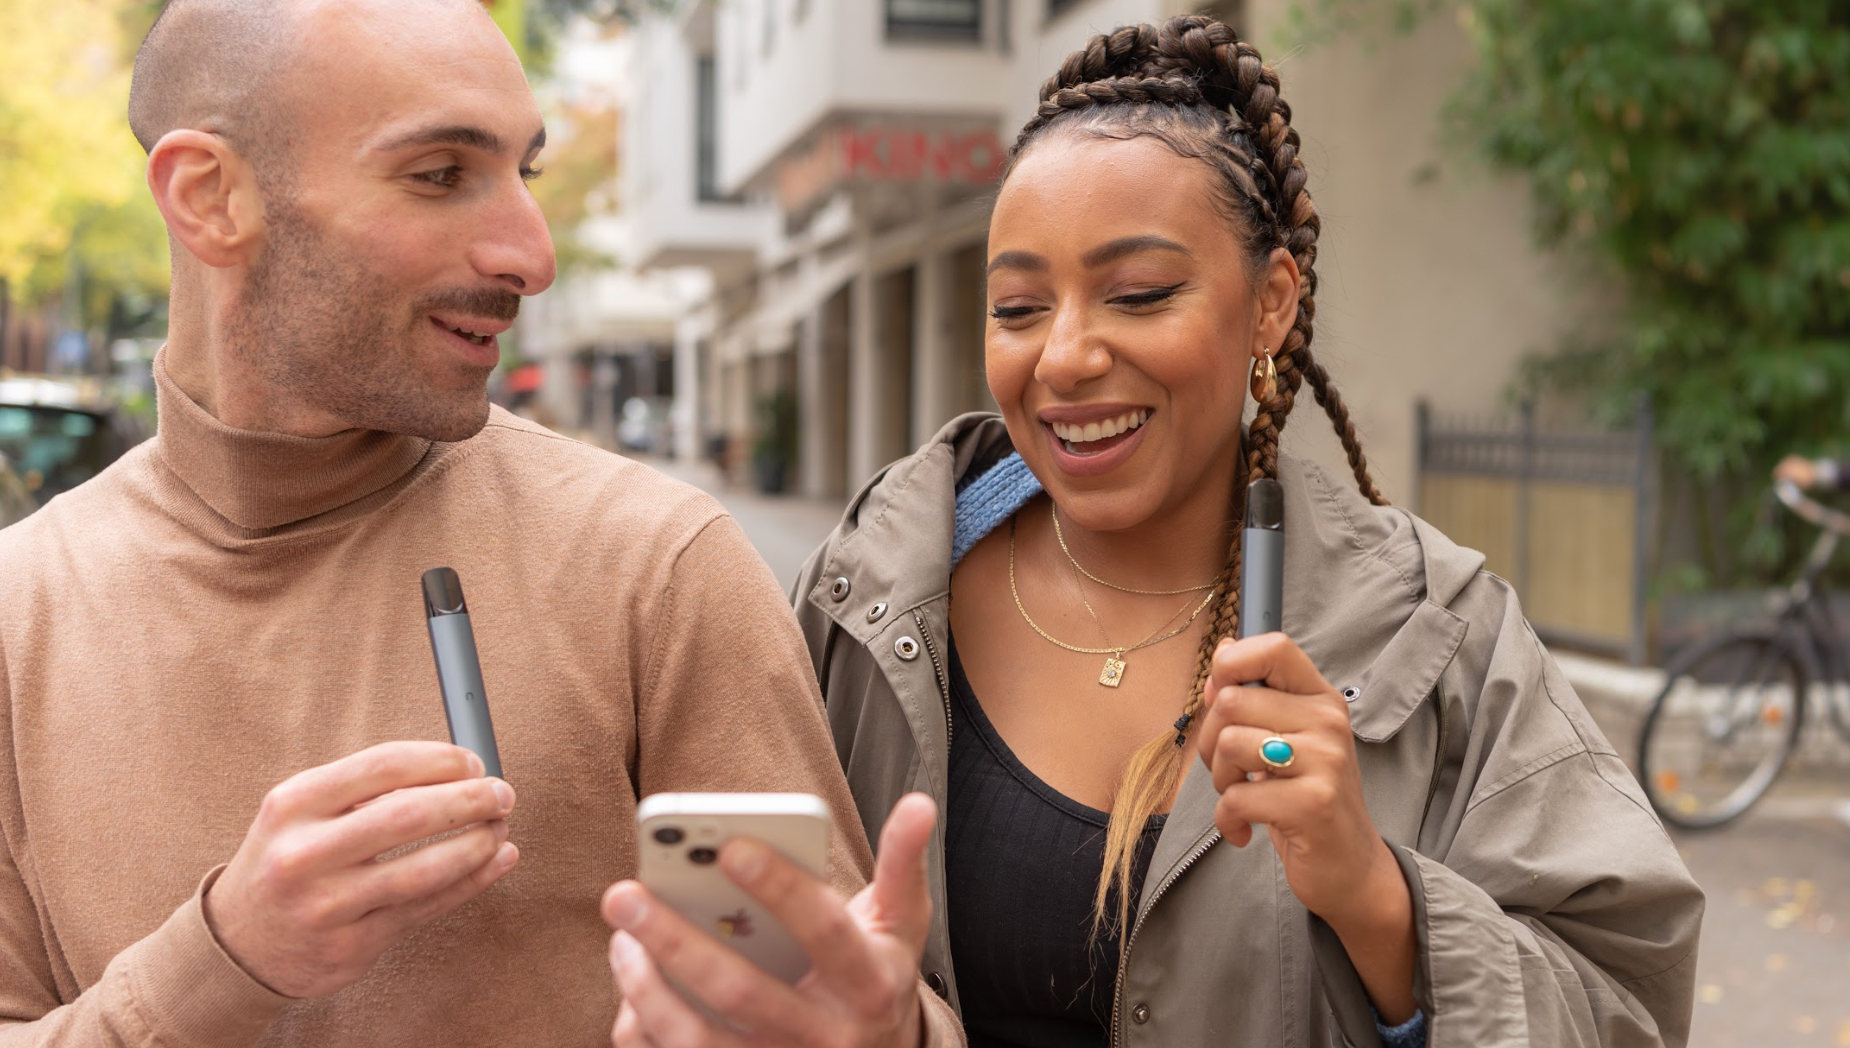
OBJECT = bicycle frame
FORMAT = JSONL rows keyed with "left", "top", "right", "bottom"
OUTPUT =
{"left": 1767, "top": 483, "right": 1850, "bottom": 735}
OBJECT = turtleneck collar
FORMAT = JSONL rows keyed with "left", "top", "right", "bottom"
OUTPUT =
{"left": 152, "top": 350, "right": 434, "bottom": 531}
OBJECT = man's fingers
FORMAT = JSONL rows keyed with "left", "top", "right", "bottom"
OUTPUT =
{"left": 867, "top": 793, "right": 935, "bottom": 947}
{"left": 345, "top": 818, "right": 508, "bottom": 917}
{"left": 364, "top": 837, "right": 518, "bottom": 935}
{"left": 601, "top": 881, "right": 828, "bottom": 1042}
{"left": 269, "top": 741, "right": 485, "bottom": 820}
{"left": 609, "top": 929, "right": 753, "bottom": 1048}
{"left": 327, "top": 777, "right": 514, "bottom": 866}
{"left": 719, "top": 840, "right": 894, "bottom": 1011}
{"left": 610, "top": 1002, "right": 664, "bottom": 1048}
{"left": 1208, "top": 633, "right": 1333, "bottom": 698}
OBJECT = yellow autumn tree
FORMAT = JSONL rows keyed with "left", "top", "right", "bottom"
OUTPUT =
{"left": 0, "top": 0, "right": 166, "bottom": 318}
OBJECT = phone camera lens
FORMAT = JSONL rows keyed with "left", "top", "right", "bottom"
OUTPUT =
{"left": 687, "top": 847, "right": 718, "bottom": 865}
{"left": 653, "top": 827, "right": 685, "bottom": 845}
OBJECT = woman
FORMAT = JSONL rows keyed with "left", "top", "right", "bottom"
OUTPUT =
{"left": 788, "top": 15, "right": 1703, "bottom": 1048}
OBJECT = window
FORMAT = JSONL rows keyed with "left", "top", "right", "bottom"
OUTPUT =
{"left": 886, "top": 0, "right": 982, "bottom": 42}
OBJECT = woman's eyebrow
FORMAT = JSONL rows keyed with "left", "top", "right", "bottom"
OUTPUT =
{"left": 1081, "top": 235, "right": 1191, "bottom": 268}
{"left": 986, "top": 250, "right": 1047, "bottom": 276}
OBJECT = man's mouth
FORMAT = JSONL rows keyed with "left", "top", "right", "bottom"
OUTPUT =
{"left": 1048, "top": 409, "right": 1151, "bottom": 454}
{"left": 442, "top": 323, "right": 495, "bottom": 346}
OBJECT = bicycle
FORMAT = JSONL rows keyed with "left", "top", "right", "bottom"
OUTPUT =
{"left": 1637, "top": 480, "right": 1850, "bottom": 830}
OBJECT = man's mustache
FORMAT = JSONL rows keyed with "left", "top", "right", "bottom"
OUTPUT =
{"left": 419, "top": 288, "right": 521, "bottom": 321}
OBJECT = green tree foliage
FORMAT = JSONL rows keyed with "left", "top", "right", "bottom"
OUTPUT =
{"left": 1453, "top": 0, "right": 1850, "bottom": 486}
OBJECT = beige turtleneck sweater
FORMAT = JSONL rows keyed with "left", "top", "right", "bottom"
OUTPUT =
{"left": 0, "top": 356, "right": 914, "bottom": 1045}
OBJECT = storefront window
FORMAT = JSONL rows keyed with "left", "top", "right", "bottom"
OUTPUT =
{"left": 886, "top": 0, "right": 982, "bottom": 42}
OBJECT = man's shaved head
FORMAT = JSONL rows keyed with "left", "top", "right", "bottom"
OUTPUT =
{"left": 137, "top": 0, "right": 552, "bottom": 441}
{"left": 128, "top": 0, "right": 301, "bottom": 174}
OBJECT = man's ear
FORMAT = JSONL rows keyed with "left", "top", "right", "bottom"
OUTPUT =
{"left": 146, "top": 129, "right": 267, "bottom": 269}
{"left": 1253, "top": 247, "right": 1302, "bottom": 358}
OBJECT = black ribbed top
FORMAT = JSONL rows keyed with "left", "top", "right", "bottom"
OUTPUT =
{"left": 944, "top": 635, "right": 1166, "bottom": 1048}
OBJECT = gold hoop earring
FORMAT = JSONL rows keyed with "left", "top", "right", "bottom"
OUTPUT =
{"left": 1250, "top": 347, "right": 1278, "bottom": 403}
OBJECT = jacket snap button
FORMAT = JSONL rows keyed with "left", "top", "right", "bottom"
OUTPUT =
{"left": 1131, "top": 1003, "right": 1150, "bottom": 1024}
{"left": 867, "top": 601, "right": 889, "bottom": 622}
{"left": 1342, "top": 686, "right": 1361, "bottom": 702}
{"left": 895, "top": 636, "right": 920, "bottom": 661}
{"left": 829, "top": 577, "right": 852, "bottom": 601}
{"left": 924, "top": 971, "right": 948, "bottom": 998}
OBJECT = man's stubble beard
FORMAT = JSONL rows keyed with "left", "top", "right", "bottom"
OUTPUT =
{"left": 229, "top": 197, "right": 512, "bottom": 443}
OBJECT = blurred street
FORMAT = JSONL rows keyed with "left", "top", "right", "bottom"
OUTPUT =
{"left": 650, "top": 452, "right": 1850, "bottom": 1048}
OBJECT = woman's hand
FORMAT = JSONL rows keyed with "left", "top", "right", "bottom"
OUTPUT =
{"left": 1196, "top": 633, "right": 1417, "bottom": 1022}
{"left": 602, "top": 794, "right": 938, "bottom": 1048}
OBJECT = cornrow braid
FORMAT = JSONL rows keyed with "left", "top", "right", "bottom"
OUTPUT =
{"left": 1002, "top": 13, "right": 1390, "bottom": 957}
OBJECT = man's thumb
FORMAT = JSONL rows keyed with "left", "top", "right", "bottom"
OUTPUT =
{"left": 869, "top": 792, "right": 936, "bottom": 945}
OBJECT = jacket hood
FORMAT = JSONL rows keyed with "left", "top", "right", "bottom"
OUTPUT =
{"left": 805, "top": 412, "right": 1488, "bottom": 742}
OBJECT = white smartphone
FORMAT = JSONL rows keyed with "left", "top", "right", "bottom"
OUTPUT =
{"left": 635, "top": 792, "right": 832, "bottom": 984}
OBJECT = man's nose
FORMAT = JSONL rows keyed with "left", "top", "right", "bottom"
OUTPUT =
{"left": 1033, "top": 305, "right": 1112, "bottom": 394}
{"left": 470, "top": 179, "right": 556, "bottom": 296}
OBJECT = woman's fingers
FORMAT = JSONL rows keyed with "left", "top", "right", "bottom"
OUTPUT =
{"left": 1204, "top": 724, "right": 1310, "bottom": 793}
{"left": 1208, "top": 633, "right": 1335, "bottom": 697}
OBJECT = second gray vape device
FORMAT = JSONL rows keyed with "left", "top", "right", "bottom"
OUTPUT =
{"left": 422, "top": 567, "right": 503, "bottom": 780}
{"left": 1239, "top": 478, "right": 1285, "bottom": 641}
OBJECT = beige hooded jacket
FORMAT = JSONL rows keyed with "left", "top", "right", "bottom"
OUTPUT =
{"left": 791, "top": 414, "right": 1703, "bottom": 1048}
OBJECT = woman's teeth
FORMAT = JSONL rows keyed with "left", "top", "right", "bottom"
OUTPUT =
{"left": 1051, "top": 409, "right": 1150, "bottom": 451}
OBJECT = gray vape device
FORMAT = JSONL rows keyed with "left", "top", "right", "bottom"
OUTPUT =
{"left": 422, "top": 567, "right": 503, "bottom": 780}
{"left": 1239, "top": 478, "right": 1285, "bottom": 642}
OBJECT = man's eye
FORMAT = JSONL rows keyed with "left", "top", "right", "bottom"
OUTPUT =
{"left": 413, "top": 166, "right": 464, "bottom": 188}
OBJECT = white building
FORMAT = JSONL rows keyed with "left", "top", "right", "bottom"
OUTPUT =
{"left": 622, "top": 0, "right": 1577, "bottom": 503}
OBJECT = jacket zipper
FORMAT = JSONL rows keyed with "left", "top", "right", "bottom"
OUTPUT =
{"left": 1109, "top": 826, "right": 1222, "bottom": 1047}
{"left": 912, "top": 610, "right": 952, "bottom": 747}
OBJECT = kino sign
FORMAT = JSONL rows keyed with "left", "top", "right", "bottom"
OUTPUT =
{"left": 776, "top": 122, "right": 1007, "bottom": 213}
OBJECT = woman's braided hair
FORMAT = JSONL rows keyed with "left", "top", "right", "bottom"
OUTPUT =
{"left": 1005, "top": 14, "right": 1388, "bottom": 945}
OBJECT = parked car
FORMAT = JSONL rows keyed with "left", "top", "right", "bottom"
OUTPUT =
{"left": 0, "top": 374, "right": 144, "bottom": 523}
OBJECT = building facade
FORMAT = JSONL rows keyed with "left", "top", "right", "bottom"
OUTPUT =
{"left": 619, "top": 0, "right": 1577, "bottom": 503}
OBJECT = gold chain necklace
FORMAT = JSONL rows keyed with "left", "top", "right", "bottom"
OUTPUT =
{"left": 1009, "top": 518, "right": 1217, "bottom": 688}
{"left": 1050, "top": 504, "right": 1216, "bottom": 596}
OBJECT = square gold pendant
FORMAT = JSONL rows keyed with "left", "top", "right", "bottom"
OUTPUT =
{"left": 1099, "top": 656, "right": 1126, "bottom": 688}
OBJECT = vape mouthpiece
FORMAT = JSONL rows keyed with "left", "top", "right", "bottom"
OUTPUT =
{"left": 1246, "top": 478, "right": 1284, "bottom": 531}
{"left": 422, "top": 567, "right": 468, "bottom": 617}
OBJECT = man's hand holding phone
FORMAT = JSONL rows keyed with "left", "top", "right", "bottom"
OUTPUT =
{"left": 203, "top": 740, "right": 519, "bottom": 998}
{"left": 603, "top": 793, "right": 938, "bottom": 1048}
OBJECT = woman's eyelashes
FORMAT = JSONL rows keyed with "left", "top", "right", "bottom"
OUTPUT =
{"left": 1109, "top": 282, "right": 1186, "bottom": 309}
{"left": 987, "top": 282, "right": 1188, "bottom": 326}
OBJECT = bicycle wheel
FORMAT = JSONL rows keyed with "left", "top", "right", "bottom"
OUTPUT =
{"left": 1637, "top": 627, "right": 1808, "bottom": 830}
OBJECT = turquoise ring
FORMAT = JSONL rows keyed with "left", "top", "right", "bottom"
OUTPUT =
{"left": 1259, "top": 735, "right": 1295, "bottom": 770}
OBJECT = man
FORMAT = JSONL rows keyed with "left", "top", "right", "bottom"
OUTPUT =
{"left": 0, "top": 1, "right": 949, "bottom": 1044}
